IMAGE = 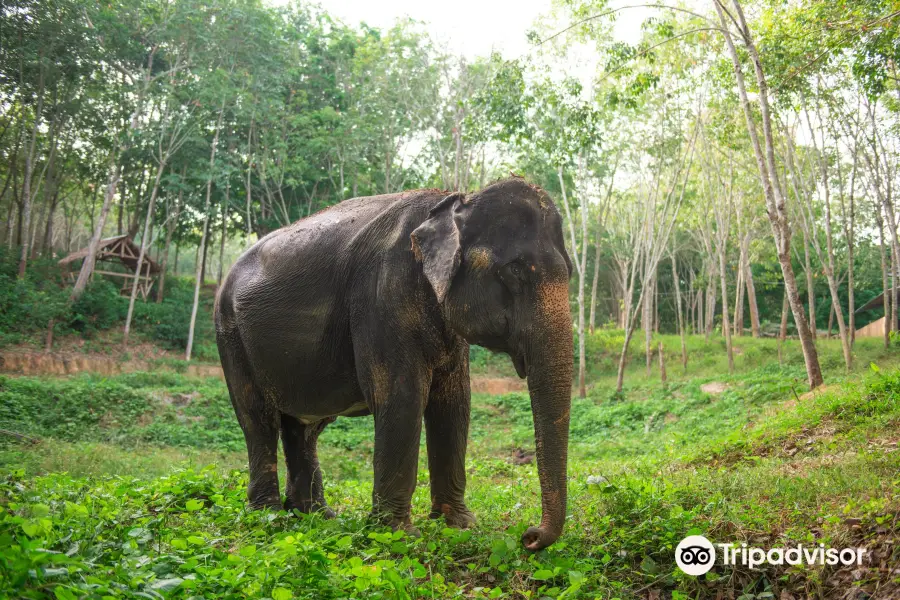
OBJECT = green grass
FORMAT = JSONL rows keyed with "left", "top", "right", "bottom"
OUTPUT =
{"left": 1, "top": 337, "right": 899, "bottom": 598}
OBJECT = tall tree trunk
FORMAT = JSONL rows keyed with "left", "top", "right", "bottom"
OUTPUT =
{"left": 17, "top": 64, "right": 46, "bottom": 278}
{"left": 157, "top": 168, "right": 184, "bottom": 303}
{"left": 588, "top": 161, "right": 617, "bottom": 334}
{"left": 806, "top": 98, "right": 852, "bottom": 370}
{"left": 245, "top": 117, "right": 254, "bottom": 237}
{"left": 885, "top": 245, "right": 900, "bottom": 338}
{"left": 802, "top": 231, "right": 816, "bottom": 339}
{"left": 745, "top": 253, "right": 761, "bottom": 338}
{"left": 827, "top": 304, "right": 834, "bottom": 339}
{"left": 885, "top": 244, "right": 900, "bottom": 332}
{"left": 644, "top": 274, "right": 653, "bottom": 377}
{"left": 733, "top": 255, "right": 744, "bottom": 336}
{"left": 615, "top": 315, "right": 640, "bottom": 394}
{"left": 714, "top": 0, "right": 823, "bottom": 389}
{"left": 671, "top": 252, "right": 687, "bottom": 372}
{"left": 657, "top": 342, "right": 667, "bottom": 385}
{"left": 4, "top": 198, "right": 15, "bottom": 248}
{"left": 877, "top": 203, "right": 891, "bottom": 347}
{"left": 71, "top": 161, "right": 121, "bottom": 300}
{"left": 653, "top": 273, "right": 660, "bottom": 334}
{"left": 200, "top": 226, "right": 210, "bottom": 285}
{"left": 29, "top": 199, "right": 46, "bottom": 260}
{"left": 186, "top": 103, "right": 225, "bottom": 361}
{"left": 42, "top": 190, "right": 59, "bottom": 256}
{"left": 589, "top": 241, "right": 601, "bottom": 334}
{"left": 2, "top": 125, "right": 22, "bottom": 249}
{"left": 558, "top": 164, "right": 587, "bottom": 398}
{"left": 717, "top": 248, "right": 735, "bottom": 373}
{"left": 217, "top": 181, "right": 229, "bottom": 286}
{"left": 778, "top": 288, "right": 789, "bottom": 365}
{"left": 123, "top": 161, "right": 166, "bottom": 345}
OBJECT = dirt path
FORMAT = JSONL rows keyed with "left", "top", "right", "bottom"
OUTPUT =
{"left": 0, "top": 350, "right": 526, "bottom": 393}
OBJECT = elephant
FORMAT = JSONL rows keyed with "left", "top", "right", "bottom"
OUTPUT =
{"left": 214, "top": 177, "right": 574, "bottom": 551}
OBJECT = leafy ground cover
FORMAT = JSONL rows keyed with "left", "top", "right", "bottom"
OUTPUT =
{"left": 0, "top": 337, "right": 898, "bottom": 599}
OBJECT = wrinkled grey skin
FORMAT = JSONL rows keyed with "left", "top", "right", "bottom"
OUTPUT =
{"left": 215, "top": 177, "right": 573, "bottom": 550}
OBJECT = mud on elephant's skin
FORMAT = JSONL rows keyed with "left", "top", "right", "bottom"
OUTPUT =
{"left": 215, "top": 177, "right": 574, "bottom": 550}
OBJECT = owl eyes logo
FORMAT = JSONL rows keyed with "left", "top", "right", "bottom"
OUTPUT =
{"left": 675, "top": 535, "right": 716, "bottom": 576}
{"left": 680, "top": 545, "right": 712, "bottom": 565}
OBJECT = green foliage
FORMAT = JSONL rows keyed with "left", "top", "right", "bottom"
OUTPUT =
{"left": 0, "top": 251, "right": 71, "bottom": 345}
{"left": 0, "top": 339, "right": 899, "bottom": 598}
{"left": 70, "top": 280, "right": 128, "bottom": 335}
{"left": 0, "top": 247, "right": 218, "bottom": 357}
{"left": 131, "top": 277, "right": 211, "bottom": 352}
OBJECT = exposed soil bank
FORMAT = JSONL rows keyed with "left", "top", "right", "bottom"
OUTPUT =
{"left": 0, "top": 350, "right": 223, "bottom": 379}
{"left": 0, "top": 350, "right": 527, "bottom": 393}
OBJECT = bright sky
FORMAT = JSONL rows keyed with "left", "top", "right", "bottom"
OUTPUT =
{"left": 309, "top": 0, "right": 655, "bottom": 60}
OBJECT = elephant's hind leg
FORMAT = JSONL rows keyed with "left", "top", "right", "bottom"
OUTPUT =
{"left": 219, "top": 342, "right": 281, "bottom": 510}
{"left": 281, "top": 414, "right": 336, "bottom": 517}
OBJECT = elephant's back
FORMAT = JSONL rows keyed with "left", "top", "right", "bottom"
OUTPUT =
{"left": 254, "top": 193, "right": 402, "bottom": 268}
{"left": 218, "top": 189, "right": 441, "bottom": 344}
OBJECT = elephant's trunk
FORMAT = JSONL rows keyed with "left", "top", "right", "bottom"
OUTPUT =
{"left": 521, "top": 281, "right": 573, "bottom": 551}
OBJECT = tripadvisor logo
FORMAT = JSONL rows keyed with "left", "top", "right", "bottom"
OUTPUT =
{"left": 675, "top": 534, "right": 869, "bottom": 576}
{"left": 676, "top": 535, "right": 716, "bottom": 576}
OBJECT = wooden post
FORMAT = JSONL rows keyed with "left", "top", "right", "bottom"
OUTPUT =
{"left": 45, "top": 319, "right": 55, "bottom": 353}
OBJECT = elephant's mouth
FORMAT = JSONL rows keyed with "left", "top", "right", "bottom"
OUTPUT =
{"left": 512, "top": 352, "right": 527, "bottom": 379}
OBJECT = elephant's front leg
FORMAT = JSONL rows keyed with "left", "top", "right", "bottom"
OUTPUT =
{"left": 425, "top": 358, "right": 475, "bottom": 529}
{"left": 364, "top": 362, "right": 431, "bottom": 534}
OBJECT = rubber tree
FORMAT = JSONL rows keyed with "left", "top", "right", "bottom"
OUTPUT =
{"left": 712, "top": 0, "right": 823, "bottom": 389}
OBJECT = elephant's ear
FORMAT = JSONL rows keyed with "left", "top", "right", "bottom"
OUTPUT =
{"left": 411, "top": 192, "right": 466, "bottom": 303}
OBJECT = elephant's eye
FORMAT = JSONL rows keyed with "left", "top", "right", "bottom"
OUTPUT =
{"left": 510, "top": 263, "right": 523, "bottom": 278}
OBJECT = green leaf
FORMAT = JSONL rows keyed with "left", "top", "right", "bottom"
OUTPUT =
{"left": 187, "top": 535, "right": 205, "bottom": 546}
{"left": 64, "top": 502, "right": 89, "bottom": 518}
{"left": 239, "top": 544, "right": 257, "bottom": 557}
{"left": 640, "top": 556, "right": 660, "bottom": 574}
{"left": 335, "top": 535, "right": 352, "bottom": 549}
{"left": 272, "top": 587, "right": 292, "bottom": 600}
{"left": 185, "top": 499, "right": 204, "bottom": 511}
{"left": 53, "top": 587, "right": 77, "bottom": 600}
{"left": 390, "top": 542, "right": 408, "bottom": 554}
{"left": 532, "top": 569, "right": 554, "bottom": 581}
{"left": 491, "top": 538, "right": 509, "bottom": 556}
{"left": 151, "top": 578, "right": 184, "bottom": 592}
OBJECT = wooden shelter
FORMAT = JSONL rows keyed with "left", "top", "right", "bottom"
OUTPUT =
{"left": 59, "top": 235, "right": 161, "bottom": 300}
{"left": 854, "top": 288, "right": 893, "bottom": 339}
{"left": 857, "top": 290, "right": 893, "bottom": 313}
{"left": 856, "top": 316, "right": 886, "bottom": 338}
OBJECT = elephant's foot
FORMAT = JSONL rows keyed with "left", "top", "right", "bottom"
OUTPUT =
{"left": 248, "top": 481, "right": 282, "bottom": 511}
{"left": 284, "top": 497, "right": 336, "bottom": 519}
{"left": 429, "top": 502, "right": 476, "bottom": 529}
{"left": 248, "top": 495, "right": 282, "bottom": 511}
{"left": 371, "top": 510, "right": 421, "bottom": 538}
{"left": 389, "top": 517, "right": 421, "bottom": 538}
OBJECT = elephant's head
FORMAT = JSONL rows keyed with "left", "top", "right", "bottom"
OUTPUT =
{"left": 411, "top": 177, "right": 573, "bottom": 551}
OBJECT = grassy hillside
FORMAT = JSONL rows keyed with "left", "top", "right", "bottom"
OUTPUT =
{"left": 0, "top": 338, "right": 898, "bottom": 599}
